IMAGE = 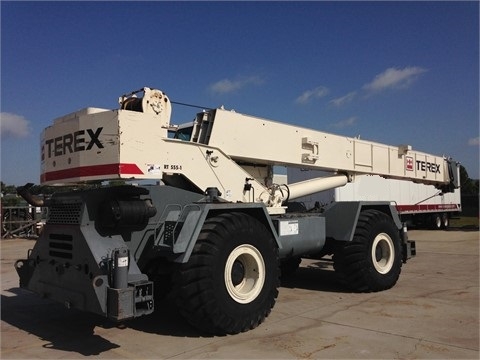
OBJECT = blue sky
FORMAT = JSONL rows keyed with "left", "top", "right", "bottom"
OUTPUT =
{"left": 1, "top": 1, "right": 479, "bottom": 186}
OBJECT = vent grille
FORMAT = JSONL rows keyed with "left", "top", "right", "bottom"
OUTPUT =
{"left": 47, "top": 201, "right": 83, "bottom": 224}
{"left": 163, "top": 221, "right": 176, "bottom": 246}
{"left": 49, "top": 233, "right": 73, "bottom": 259}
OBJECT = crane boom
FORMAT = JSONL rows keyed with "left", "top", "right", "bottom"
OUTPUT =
{"left": 40, "top": 87, "right": 459, "bottom": 212}
{"left": 201, "top": 109, "right": 455, "bottom": 185}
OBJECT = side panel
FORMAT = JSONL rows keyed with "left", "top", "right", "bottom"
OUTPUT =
{"left": 41, "top": 109, "right": 122, "bottom": 183}
{"left": 271, "top": 215, "right": 326, "bottom": 258}
{"left": 324, "top": 201, "right": 402, "bottom": 242}
{"left": 41, "top": 109, "right": 169, "bottom": 184}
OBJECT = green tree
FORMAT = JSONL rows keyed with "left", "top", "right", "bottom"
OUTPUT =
{"left": 1, "top": 182, "right": 16, "bottom": 195}
{"left": 460, "top": 165, "right": 479, "bottom": 195}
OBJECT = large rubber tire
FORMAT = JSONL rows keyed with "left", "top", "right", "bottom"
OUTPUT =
{"left": 174, "top": 212, "right": 280, "bottom": 335}
{"left": 333, "top": 209, "right": 402, "bottom": 292}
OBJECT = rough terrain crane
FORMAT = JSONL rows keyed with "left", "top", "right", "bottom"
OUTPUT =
{"left": 16, "top": 87, "right": 460, "bottom": 335}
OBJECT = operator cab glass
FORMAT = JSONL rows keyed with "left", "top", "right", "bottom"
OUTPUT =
{"left": 168, "top": 122, "right": 194, "bottom": 141}
{"left": 174, "top": 126, "right": 193, "bottom": 141}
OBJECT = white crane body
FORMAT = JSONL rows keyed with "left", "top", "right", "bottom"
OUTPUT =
{"left": 40, "top": 88, "right": 458, "bottom": 212}
{"left": 16, "top": 87, "right": 460, "bottom": 335}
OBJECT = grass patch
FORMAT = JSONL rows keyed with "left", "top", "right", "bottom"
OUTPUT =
{"left": 450, "top": 216, "right": 479, "bottom": 229}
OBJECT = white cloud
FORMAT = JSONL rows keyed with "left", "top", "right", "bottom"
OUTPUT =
{"left": 0, "top": 112, "right": 32, "bottom": 138}
{"left": 210, "top": 76, "right": 263, "bottom": 94}
{"left": 330, "top": 91, "right": 357, "bottom": 107}
{"left": 332, "top": 116, "right": 357, "bottom": 129}
{"left": 468, "top": 137, "right": 480, "bottom": 146}
{"left": 363, "top": 66, "right": 427, "bottom": 92}
{"left": 295, "top": 86, "right": 330, "bottom": 104}
{"left": 326, "top": 66, "right": 427, "bottom": 108}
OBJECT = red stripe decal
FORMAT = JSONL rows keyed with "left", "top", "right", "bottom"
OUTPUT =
{"left": 41, "top": 163, "right": 144, "bottom": 182}
{"left": 396, "top": 204, "right": 461, "bottom": 213}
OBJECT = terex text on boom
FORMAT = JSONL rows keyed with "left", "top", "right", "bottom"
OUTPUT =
{"left": 416, "top": 160, "right": 441, "bottom": 174}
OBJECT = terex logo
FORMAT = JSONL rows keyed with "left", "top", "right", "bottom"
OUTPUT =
{"left": 416, "top": 160, "right": 441, "bottom": 174}
{"left": 405, "top": 156, "right": 414, "bottom": 171}
{"left": 43, "top": 127, "right": 104, "bottom": 159}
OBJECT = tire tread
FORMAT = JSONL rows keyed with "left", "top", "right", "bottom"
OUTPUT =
{"left": 333, "top": 209, "right": 402, "bottom": 292}
{"left": 174, "top": 212, "right": 279, "bottom": 335}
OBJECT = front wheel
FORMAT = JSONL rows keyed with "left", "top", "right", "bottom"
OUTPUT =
{"left": 224, "top": 244, "right": 266, "bottom": 303}
{"left": 333, "top": 209, "right": 403, "bottom": 292}
{"left": 174, "top": 212, "right": 280, "bottom": 335}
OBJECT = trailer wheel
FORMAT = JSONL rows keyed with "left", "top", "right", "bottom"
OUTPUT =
{"left": 431, "top": 214, "right": 442, "bottom": 230}
{"left": 333, "top": 209, "right": 402, "bottom": 292}
{"left": 441, "top": 213, "right": 449, "bottom": 229}
{"left": 174, "top": 212, "right": 280, "bottom": 335}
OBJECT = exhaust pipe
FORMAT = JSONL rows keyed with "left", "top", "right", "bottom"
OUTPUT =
{"left": 16, "top": 183, "right": 50, "bottom": 207}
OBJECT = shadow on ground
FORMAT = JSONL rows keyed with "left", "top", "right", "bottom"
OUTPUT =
{"left": 1, "top": 288, "right": 120, "bottom": 355}
{"left": 1, "top": 261, "right": 350, "bottom": 355}
{"left": 281, "top": 259, "right": 348, "bottom": 293}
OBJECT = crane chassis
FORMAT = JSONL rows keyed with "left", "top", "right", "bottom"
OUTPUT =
{"left": 15, "top": 87, "right": 459, "bottom": 334}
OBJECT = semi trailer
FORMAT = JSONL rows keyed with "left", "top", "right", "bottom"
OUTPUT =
{"left": 15, "top": 87, "right": 460, "bottom": 335}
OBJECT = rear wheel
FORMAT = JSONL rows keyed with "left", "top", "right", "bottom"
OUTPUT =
{"left": 432, "top": 214, "right": 442, "bottom": 230}
{"left": 174, "top": 212, "right": 280, "bottom": 335}
{"left": 441, "top": 213, "right": 449, "bottom": 229}
{"left": 333, "top": 209, "right": 402, "bottom": 292}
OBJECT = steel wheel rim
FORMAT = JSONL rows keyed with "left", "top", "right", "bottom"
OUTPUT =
{"left": 371, "top": 233, "right": 395, "bottom": 274}
{"left": 225, "top": 244, "right": 265, "bottom": 304}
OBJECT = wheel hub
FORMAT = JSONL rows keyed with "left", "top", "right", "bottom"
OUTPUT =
{"left": 231, "top": 260, "right": 245, "bottom": 286}
{"left": 375, "top": 246, "right": 384, "bottom": 262}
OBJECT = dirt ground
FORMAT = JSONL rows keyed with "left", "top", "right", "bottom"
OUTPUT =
{"left": 1, "top": 229, "right": 479, "bottom": 359}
